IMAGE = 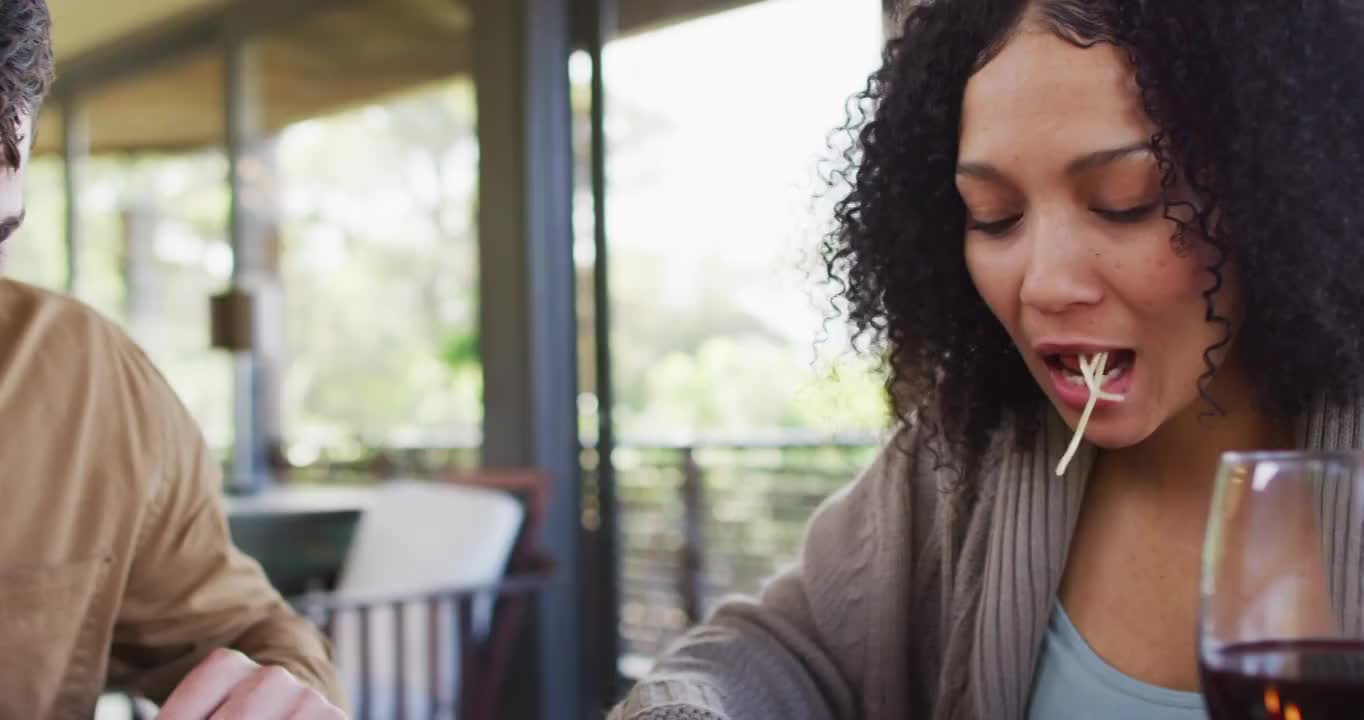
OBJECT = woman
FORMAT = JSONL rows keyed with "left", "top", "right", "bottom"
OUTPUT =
{"left": 611, "top": 1, "right": 1364, "bottom": 719}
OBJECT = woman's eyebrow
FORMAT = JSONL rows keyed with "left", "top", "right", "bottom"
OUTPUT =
{"left": 1066, "top": 141, "right": 1153, "bottom": 174}
{"left": 956, "top": 140, "right": 1152, "bottom": 183}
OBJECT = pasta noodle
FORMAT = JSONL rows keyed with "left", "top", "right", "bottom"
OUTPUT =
{"left": 1055, "top": 352, "right": 1126, "bottom": 476}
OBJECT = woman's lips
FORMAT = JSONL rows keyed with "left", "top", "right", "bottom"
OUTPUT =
{"left": 1041, "top": 349, "right": 1135, "bottom": 411}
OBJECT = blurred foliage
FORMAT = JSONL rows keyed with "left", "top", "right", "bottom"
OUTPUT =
{"left": 11, "top": 150, "right": 235, "bottom": 445}
{"left": 14, "top": 0, "right": 889, "bottom": 663}
{"left": 14, "top": 1, "right": 888, "bottom": 455}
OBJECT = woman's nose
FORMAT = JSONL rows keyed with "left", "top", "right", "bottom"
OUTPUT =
{"left": 1018, "top": 220, "right": 1104, "bottom": 314}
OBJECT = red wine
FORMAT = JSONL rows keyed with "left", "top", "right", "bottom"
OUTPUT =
{"left": 1200, "top": 639, "right": 1364, "bottom": 719}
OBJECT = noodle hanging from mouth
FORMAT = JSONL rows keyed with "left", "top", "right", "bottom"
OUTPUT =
{"left": 1055, "top": 352, "right": 1126, "bottom": 477}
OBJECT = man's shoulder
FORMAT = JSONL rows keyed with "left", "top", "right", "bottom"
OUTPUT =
{"left": 0, "top": 282, "right": 190, "bottom": 567}
{"left": 0, "top": 278, "right": 141, "bottom": 361}
{"left": 0, "top": 279, "right": 177, "bottom": 465}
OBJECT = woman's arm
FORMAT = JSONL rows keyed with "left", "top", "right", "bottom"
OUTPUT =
{"left": 611, "top": 434, "right": 917, "bottom": 720}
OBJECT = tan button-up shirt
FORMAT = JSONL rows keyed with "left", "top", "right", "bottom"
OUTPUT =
{"left": 0, "top": 280, "right": 344, "bottom": 717}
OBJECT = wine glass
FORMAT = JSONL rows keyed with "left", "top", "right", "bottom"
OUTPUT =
{"left": 1199, "top": 451, "right": 1364, "bottom": 719}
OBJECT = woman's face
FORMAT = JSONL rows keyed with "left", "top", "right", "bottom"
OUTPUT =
{"left": 958, "top": 28, "right": 1240, "bottom": 449}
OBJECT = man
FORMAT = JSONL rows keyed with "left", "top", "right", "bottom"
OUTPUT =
{"left": 0, "top": 2, "right": 345, "bottom": 717}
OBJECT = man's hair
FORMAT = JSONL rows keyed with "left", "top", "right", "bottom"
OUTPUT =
{"left": 0, "top": 0, "right": 52, "bottom": 169}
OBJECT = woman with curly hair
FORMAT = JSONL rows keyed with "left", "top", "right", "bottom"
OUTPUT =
{"left": 610, "top": 1, "right": 1364, "bottom": 719}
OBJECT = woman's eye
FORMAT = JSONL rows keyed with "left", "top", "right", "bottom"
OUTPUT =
{"left": 967, "top": 214, "right": 1021, "bottom": 236}
{"left": 1093, "top": 202, "right": 1159, "bottom": 224}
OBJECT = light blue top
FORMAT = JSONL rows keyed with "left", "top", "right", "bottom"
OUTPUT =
{"left": 1027, "top": 604, "right": 1207, "bottom": 719}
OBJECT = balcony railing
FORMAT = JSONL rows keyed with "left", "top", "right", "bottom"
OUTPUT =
{"left": 295, "top": 573, "right": 547, "bottom": 720}
{"left": 285, "top": 432, "right": 882, "bottom": 660}
{"left": 602, "top": 435, "right": 879, "bottom": 657}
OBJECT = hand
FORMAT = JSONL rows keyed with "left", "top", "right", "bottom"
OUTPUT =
{"left": 158, "top": 648, "right": 345, "bottom": 719}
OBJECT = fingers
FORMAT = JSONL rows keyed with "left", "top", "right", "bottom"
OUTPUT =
{"left": 287, "top": 690, "right": 348, "bottom": 720}
{"left": 159, "top": 649, "right": 344, "bottom": 720}
{"left": 208, "top": 664, "right": 308, "bottom": 720}
{"left": 158, "top": 649, "right": 259, "bottom": 719}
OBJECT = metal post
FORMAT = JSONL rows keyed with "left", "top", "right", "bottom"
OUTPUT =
{"left": 224, "top": 36, "right": 267, "bottom": 493}
{"left": 583, "top": 0, "right": 621, "bottom": 707}
{"left": 678, "top": 446, "right": 706, "bottom": 625}
{"left": 472, "top": 0, "right": 582, "bottom": 717}
{"left": 121, "top": 201, "right": 160, "bottom": 344}
{"left": 61, "top": 97, "right": 87, "bottom": 295}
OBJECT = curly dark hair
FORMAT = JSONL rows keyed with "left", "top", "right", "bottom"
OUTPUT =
{"left": 0, "top": 0, "right": 51, "bottom": 169}
{"left": 824, "top": 0, "right": 1364, "bottom": 473}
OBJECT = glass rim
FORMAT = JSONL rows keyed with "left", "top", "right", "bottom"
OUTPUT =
{"left": 1219, "top": 449, "right": 1364, "bottom": 465}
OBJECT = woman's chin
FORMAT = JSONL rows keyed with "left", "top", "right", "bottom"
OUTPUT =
{"left": 1081, "top": 426, "right": 1145, "bottom": 451}
{"left": 1051, "top": 400, "right": 1155, "bottom": 451}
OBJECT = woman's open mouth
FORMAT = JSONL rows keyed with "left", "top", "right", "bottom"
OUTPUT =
{"left": 1041, "top": 348, "right": 1135, "bottom": 410}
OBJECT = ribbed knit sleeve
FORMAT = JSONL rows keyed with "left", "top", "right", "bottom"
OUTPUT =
{"left": 610, "top": 432, "right": 919, "bottom": 720}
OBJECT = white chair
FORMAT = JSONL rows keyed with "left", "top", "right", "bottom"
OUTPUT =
{"left": 330, "top": 480, "right": 524, "bottom": 720}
